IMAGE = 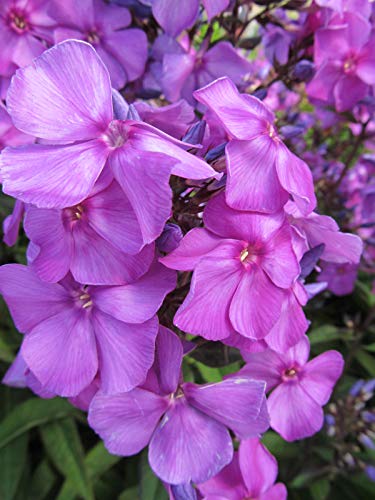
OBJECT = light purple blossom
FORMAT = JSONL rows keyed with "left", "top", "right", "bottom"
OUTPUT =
{"left": 194, "top": 77, "right": 316, "bottom": 214}
{"left": 49, "top": 0, "right": 148, "bottom": 89}
{"left": 317, "top": 262, "right": 359, "bottom": 295}
{"left": 88, "top": 326, "right": 269, "bottom": 484}
{"left": 1, "top": 40, "right": 219, "bottom": 243}
{"left": 161, "top": 192, "right": 302, "bottom": 347}
{"left": 198, "top": 437, "right": 287, "bottom": 500}
{"left": 0, "top": 262, "right": 176, "bottom": 396}
{"left": 239, "top": 336, "right": 344, "bottom": 441}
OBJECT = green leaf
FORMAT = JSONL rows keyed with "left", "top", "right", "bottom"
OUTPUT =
{"left": 139, "top": 451, "right": 168, "bottom": 500}
{"left": 0, "top": 433, "right": 28, "bottom": 500}
{"left": 119, "top": 486, "right": 139, "bottom": 500}
{"left": 309, "top": 325, "right": 341, "bottom": 345}
{"left": 192, "top": 360, "right": 222, "bottom": 383}
{"left": 0, "top": 398, "right": 79, "bottom": 449}
{"left": 261, "top": 431, "right": 299, "bottom": 458}
{"left": 355, "top": 350, "right": 375, "bottom": 376}
{"left": 29, "top": 460, "right": 57, "bottom": 500}
{"left": 364, "top": 343, "right": 375, "bottom": 353}
{"left": 0, "top": 336, "right": 15, "bottom": 363}
{"left": 40, "top": 418, "right": 93, "bottom": 500}
{"left": 57, "top": 442, "right": 122, "bottom": 500}
{"left": 309, "top": 479, "right": 331, "bottom": 500}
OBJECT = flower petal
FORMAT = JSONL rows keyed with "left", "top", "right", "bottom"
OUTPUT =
{"left": 149, "top": 399, "right": 233, "bottom": 484}
{"left": 154, "top": 326, "right": 183, "bottom": 395}
{"left": 275, "top": 143, "right": 316, "bottom": 216}
{"left": 93, "top": 311, "right": 158, "bottom": 394}
{"left": 0, "top": 264, "right": 68, "bottom": 333}
{"left": 22, "top": 308, "right": 97, "bottom": 397}
{"left": 152, "top": 0, "right": 199, "bottom": 37}
{"left": 229, "top": 268, "right": 283, "bottom": 339}
{"left": 91, "top": 261, "right": 176, "bottom": 323}
{"left": 1, "top": 140, "right": 109, "bottom": 208}
{"left": 174, "top": 255, "right": 243, "bottom": 340}
{"left": 88, "top": 388, "right": 168, "bottom": 455}
{"left": 7, "top": 40, "right": 112, "bottom": 140}
{"left": 239, "top": 438, "right": 278, "bottom": 497}
{"left": 184, "top": 377, "right": 267, "bottom": 438}
{"left": 268, "top": 382, "right": 324, "bottom": 441}
{"left": 300, "top": 350, "right": 344, "bottom": 405}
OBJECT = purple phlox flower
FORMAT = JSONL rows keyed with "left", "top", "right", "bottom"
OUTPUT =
{"left": 1, "top": 40, "right": 219, "bottom": 244}
{"left": 194, "top": 77, "right": 316, "bottom": 215}
{"left": 317, "top": 262, "right": 359, "bottom": 295}
{"left": 150, "top": 0, "right": 230, "bottom": 37}
{"left": 198, "top": 437, "right": 287, "bottom": 500}
{"left": 49, "top": 0, "right": 148, "bottom": 89}
{"left": 239, "top": 335, "right": 344, "bottom": 441}
{"left": 315, "top": 0, "right": 372, "bottom": 19}
{"left": 307, "top": 14, "right": 375, "bottom": 111}
{"left": 167, "top": 482, "right": 197, "bottom": 500}
{"left": 24, "top": 172, "right": 155, "bottom": 285}
{"left": 263, "top": 81, "right": 300, "bottom": 113}
{"left": 285, "top": 200, "right": 363, "bottom": 265}
{"left": 150, "top": 34, "right": 252, "bottom": 106}
{"left": 161, "top": 192, "right": 302, "bottom": 348}
{"left": 292, "top": 59, "right": 315, "bottom": 82}
{"left": 112, "top": 0, "right": 152, "bottom": 18}
{"left": 0, "top": 0, "right": 55, "bottom": 74}
{"left": 262, "top": 24, "right": 295, "bottom": 66}
{"left": 88, "top": 326, "right": 269, "bottom": 484}
{"left": 133, "top": 99, "right": 196, "bottom": 139}
{"left": 0, "top": 262, "right": 176, "bottom": 397}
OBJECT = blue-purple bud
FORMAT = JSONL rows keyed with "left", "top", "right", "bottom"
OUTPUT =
{"left": 252, "top": 88, "right": 267, "bottom": 101}
{"left": 280, "top": 124, "right": 305, "bottom": 140}
{"left": 292, "top": 60, "right": 315, "bottom": 82}
{"left": 182, "top": 121, "right": 206, "bottom": 146}
{"left": 157, "top": 224, "right": 183, "bottom": 253}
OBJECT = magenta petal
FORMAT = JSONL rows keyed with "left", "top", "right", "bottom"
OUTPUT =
{"left": 71, "top": 222, "right": 153, "bottom": 285}
{"left": 7, "top": 40, "right": 112, "bottom": 140}
{"left": 334, "top": 74, "right": 368, "bottom": 112}
{"left": 0, "top": 264, "right": 68, "bottom": 333}
{"left": 160, "top": 228, "right": 221, "bottom": 270}
{"left": 260, "top": 483, "right": 287, "bottom": 500}
{"left": 2, "top": 351, "right": 28, "bottom": 388}
{"left": 184, "top": 377, "right": 267, "bottom": 438}
{"left": 202, "top": 0, "right": 230, "bottom": 19}
{"left": 226, "top": 137, "right": 288, "bottom": 213}
{"left": 174, "top": 256, "right": 242, "bottom": 340}
{"left": 24, "top": 207, "right": 72, "bottom": 283}
{"left": 262, "top": 223, "right": 299, "bottom": 288}
{"left": 3, "top": 200, "right": 25, "bottom": 247}
{"left": 152, "top": 0, "right": 199, "bottom": 37}
{"left": 161, "top": 52, "right": 196, "bottom": 103}
{"left": 93, "top": 311, "right": 158, "bottom": 394}
{"left": 1, "top": 140, "right": 109, "bottom": 209}
{"left": 85, "top": 181, "right": 144, "bottom": 255}
{"left": 149, "top": 399, "right": 233, "bottom": 484}
{"left": 229, "top": 268, "right": 283, "bottom": 339}
{"left": 307, "top": 62, "right": 341, "bottom": 104}
{"left": 239, "top": 349, "right": 284, "bottom": 391}
{"left": 300, "top": 350, "right": 344, "bottom": 406}
{"left": 88, "top": 388, "right": 168, "bottom": 455}
{"left": 239, "top": 438, "right": 278, "bottom": 497}
{"left": 204, "top": 42, "right": 252, "bottom": 85}
{"left": 268, "top": 382, "right": 324, "bottom": 441}
{"left": 22, "top": 309, "right": 97, "bottom": 397}
{"left": 91, "top": 261, "right": 176, "bottom": 324}
{"left": 110, "top": 148, "right": 173, "bottom": 243}
{"left": 128, "top": 122, "right": 219, "bottom": 180}
{"left": 104, "top": 29, "right": 148, "bottom": 83}
{"left": 155, "top": 326, "right": 183, "bottom": 395}
{"left": 266, "top": 289, "right": 308, "bottom": 353}
{"left": 275, "top": 143, "right": 316, "bottom": 216}
{"left": 198, "top": 453, "right": 246, "bottom": 499}
{"left": 194, "top": 77, "right": 274, "bottom": 140}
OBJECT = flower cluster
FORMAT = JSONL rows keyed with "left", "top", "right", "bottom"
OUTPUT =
{"left": 0, "top": 0, "right": 372, "bottom": 497}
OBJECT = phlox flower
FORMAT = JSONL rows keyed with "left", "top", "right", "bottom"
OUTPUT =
{"left": 49, "top": 0, "right": 147, "bottom": 89}
{"left": 161, "top": 193, "right": 301, "bottom": 345}
{"left": 24, "top": 174, "right": 155, "bottom": 285}
{"left": 88, "top": 326, "right": 269, "bottom": 484}
{"left": 0, "top": 103, "right": 33, "bottom": 150}
{"left": 0, "top": 0, "right": 54, "bottom": 74}
{"left": 239, "top": 336, "right": 344, "bottom": 441}
{"left": 198, "top": 437, "right": 287, "bottom": 500}
{"left": 307, "top": 13, "right": 375, "bottom": 111}
{"left": 317, "top": 262, "right": 359, "bottom": 295}
{"left": 149, "top": 34, "right": 251, "bottom": 106}
{"left": 0, "top": 262, "right": 175, "bottom": 396}
{"left": 0, "top": 40, "right": 218, "bottom": 243}
{"left": 149, "top": 0, "right": 230, "bottom": 37}
{"left": 194, "top": 77, "right": 316, "bottom": 214}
